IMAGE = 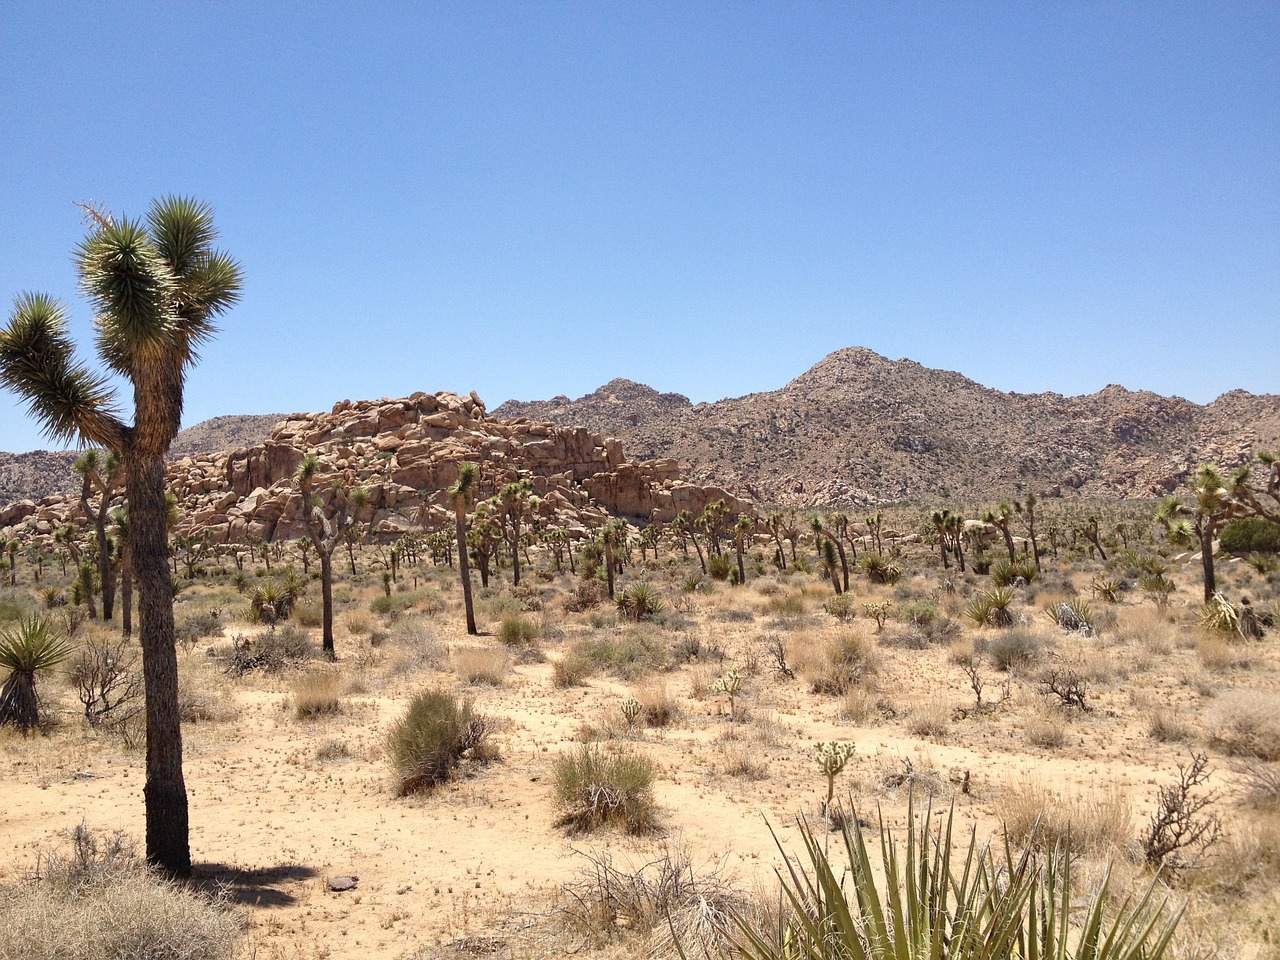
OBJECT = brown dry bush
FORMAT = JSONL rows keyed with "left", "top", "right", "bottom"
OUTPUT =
{"left": 999, "top": 780, "right": 1134, "bottom": 856}
{"left": 1207, "top": 690, "right": 1280, "bottom": 761}
{"left": 451, "top": 645, "right": 512, "bottom": 685}
{"left": 804, "top": 630, "right": 880, "bottom": 696}
{"left": 291, "top": 667, "right": 343, "bottom": 718}
{"left": 0, "top": 826, "right": 241, "bottom": 960}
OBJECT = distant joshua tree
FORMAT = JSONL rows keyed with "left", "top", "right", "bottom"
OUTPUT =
{"left": 296, "top": 454, "right": 370, "bottom": 657}
{"left": 448, "top": 462, "right": 479, "bottom": 635}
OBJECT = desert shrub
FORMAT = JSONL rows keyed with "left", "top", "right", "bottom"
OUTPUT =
{"left": 860, "top": 554, "right": 902, "bottom": 584}
{"left": 712, "top": 802, "right": 1180, "bottom": 960}
{"left": 1220, "top": 517, "right": 1280, "bottom": 555}
{"left": 809, "top": 632, "right": 878, "bottom": 696}
{"left": 386, "top": 690, "right": 490, "bottom": 795}
{"left": 1206, "top": 690, "right": 1280, "bottom": 761}
{"left": 999, "top": 780, "right": 1134, "bottom": 856}
{"left": 497, "top": 614, "right": 540, "bottom": 647}
{"left": 966, "top": 587, "right": 1014, "bottom": 627}
{"left": 451, "top": 646, "right": 511, "bottom": 685}
{"left": 68, "top": 633, "right": 141, "bottom": 727}
{"left": 822, "top": 594, "right": 857, "bottom": 622}
{"left": 898, "top": 599, "right": 939, "bottom": 627}
{"left": 763, "top": 592, "right": 806, "bottom": 620}
{"left": 553, "top": 743, "right": 657, "bottom": 834}
{"left": 553, "top": 651, "right": 596, "bottom": 687}
{"left": 292, "top": 601, "right": 323, "bottom": 628}
{"left": 0, "top": 590, "right": 37, "bottom": 623}
{"left": 907, "top": 697, "right": 950, "bottom": 738}
{"left": 177, "top": 672, "right": 237, "bottom": 723}
{"left": 175, "top": 610, "right": 224, "bottom": 649}
{"left": 970, "top": 550, "right": 993, "bottom": 575}
{"left": 1025, "top": 708, "right": 1068, "bottom": 749}
{"left": 636, "top": 680, "right": 678, "bottom": 727}
{"left": 991, "top": 557, "right": 1037, "bottom": 586}
{"left": 387, "top": 617, "right": 448, "bottom": 669}
{"left": 986, "top": 628, "right": 1042, "bottom": 672}
{"left": 616, "top": 582, "right": 666, "bottom": 622}
{"left": 0, "top": 826, "right": 241, "bottom": 960}
{"left": 568, "top": 626, "right": 670, "bottom": 681}
{"left": 1198, "top": 593, "right": 1242, "bottom": 635}
{"left": 560, "top": 844, "right": 750, "bottom": 957}
{"left": 291, "top": 668, "right": 342, "bottom": 718}
{"left": 564, "top": 578, "right": 607, "bottom": 613}
{"left": 225, "top": 623, "right": 313, "bottom": 673}
{"left": 706, "top": 553, "right": 733, "bottom": 581}
{"left": 1147, "top": 709, "right": 1194, "bottom": 743}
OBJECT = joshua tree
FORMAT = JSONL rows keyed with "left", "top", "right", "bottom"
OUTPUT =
{"left": 0, "top": 196, "right": 241, "bottom": 875}
{"left": 448, "top": 462, "right": 479, "bottom": 635}
{"left": 699, "top": 499, "right": 730, "bottom": 555}
{"left": 602, "top": 518, "right": 627, "bottom": 599}
{"left": 1014, "top": 493, "right": 1042, "bottom": 572}
{"left": 765, "top": 511, "right": 788, "bottom": 570}
{"left": 494, "top": 478, "right": 537, "bottom": 588}
{"left": 811, "top": 514, "right": 849, "bottom": 591}
{"left": 673, "top": 509, "right": 706, "bottom": 573}
{"left": 930, "top": 509, "right": 951, "bottom": 569}
{"left": 821, "top": 538, "right": 843, "bottom": 595}
{"left": 5, "top": 539, "right": 17, "bottom": 587}
{"left": 733, "top": 514, "right": 755, "bottom": 585}
{"left": 943, "top": 512, "right": 967, "bottom": 573}
{"left": 1076, "top": 515, "right": 1109, "bottom": 562}
{"left": 296, "top": 455, "right": 370, "bottom": 658}
{"left": 983, "top": 502, "right": 1017, "bottom": 563}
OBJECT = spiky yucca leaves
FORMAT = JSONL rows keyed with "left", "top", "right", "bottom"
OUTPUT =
{"left": 704, "top": 800, "right": 1181, "bottom": 960}
{"left": 0, "top": 616, "right": 73, "bottom": 731}
{"left": 616, "top": 582, "right": 666, "bottom": 622}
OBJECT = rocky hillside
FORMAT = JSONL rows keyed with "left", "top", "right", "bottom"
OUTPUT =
{"left": 0, "top": 413, "right": 285, "bottom": 506}
{"left": 0, "top": 391, "right": 747, "bottom": 548}
{"left": 496, "top": 347, "right": 1280, "bottom": 506}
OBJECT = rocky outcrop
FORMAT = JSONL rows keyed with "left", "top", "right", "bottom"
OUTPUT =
{"left": 1, "top": 390, "right": 750, "bottom": 551}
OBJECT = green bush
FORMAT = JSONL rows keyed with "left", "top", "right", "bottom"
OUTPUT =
{"left": 616, "top": 582, "right": 666, "bottom": 621}
{"left": 991, "top": 558, "right": 1037, "bottom": 586}
{"left": 497, "top": 614, "right": 540, "bottom": 647}
{"left": 1220, "top": 517, "right": 1280, "bottom": 555}
{"left": 568, "top": 626, "right": 670, "bottom": 680}
{"left": 823, "top": 594, "right": 857, "bottom": 622}
{"left": 707, "top": 553, "right": 733, "bottom": 581}
{"left": 386, "top": 690, "right": 490, "bottom": 795}
{"left": 713, "top": 800, "right": 1180, "bottom": 960}
{"left": 986, "top": 629, "right": 1042, "bottom": 672}
{"left": 764, "top": 592, "right": 807, "bottom": 619}
{"left": 553, "top": 743, "right": 657, "bottom": 834}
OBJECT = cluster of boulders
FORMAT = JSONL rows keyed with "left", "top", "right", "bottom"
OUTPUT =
{"left": 1, "top": 390, "right": 751, "bottom": 551}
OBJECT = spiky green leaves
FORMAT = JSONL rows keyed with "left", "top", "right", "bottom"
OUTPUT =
{"left": 148, "top": 196, "right": 241, "bottom": 351}
{"left": 0, "top": 293, "right": 121, "bottom": 446}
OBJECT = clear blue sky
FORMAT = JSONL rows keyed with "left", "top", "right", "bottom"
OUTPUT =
{"left": 2, "top": 2, "right": 1276, "bottom": 453}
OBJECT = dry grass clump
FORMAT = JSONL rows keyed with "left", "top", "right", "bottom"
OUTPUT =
{"left": 291, "top": 667, "right": 343, "bottom": 718}
{"left": 986, "top": 628, "right": 1043, "bottom": 672}
{"left": 1206, "top": 689, "right": 1280, "bottom": 761}
{"left": 565, "top": 626, "right": 670, "bottom": 681}
{"left": 1024, "top": 707, "right": 1068, "bottom": 749}
{"left": 906, "top": 696, "right": 950, "bottom": 739}
{"left": 497, "top": 614, "right": 540, "bottom": 647}
{"left": 999, "top": 779, "right": 1134, "bottom": 856}
{"left": 0, "top": 825, "right": 241, "bottom": 960}
{"left": 803, "top": 630, "right": 880, "bottom": 695}
{"left": 635, "top": 680, "right": 679, "bottom": 728}
{"left": 451, "top": 645, "right": 512, "bottom": 685}
{"left": 1146, "top": 708, "right": 1194, "bottom": 743}
{"left": 386, "top": 690, "right": 492, "bottom": 795}
{"left": 177, "top": 670, "right": 237, "bottom": 724}
{"left": 557, "top": 844, "right": 752, "bottom": 957}
{"left": 840, "top": 685, "right": 887, "bottom": 726}
{"left": 553, "top": 743, "right": 657, "bottom": 835}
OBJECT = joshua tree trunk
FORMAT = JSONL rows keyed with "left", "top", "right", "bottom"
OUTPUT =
{"left": 455, "top": 509, "right": 477, "bottom": 635}
{"left": 318, "top": 548, "right": 336, "bottom": 658}
{"left": 130, "top": 455, "right": 189, "bottom": 877}
{"left": 1199, "top": 523, "right": 1217, "bottom": 603}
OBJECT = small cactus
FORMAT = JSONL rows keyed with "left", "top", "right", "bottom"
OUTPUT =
{"left": 863, "top": 601, "right": 892, "bottom": 631}
{"left": 620, "top": 697, "right": 642, "bottom": 729}
{"left": 711, "top": 669, "right": 743, "bottom": 717}
{"left": 816, "top": 740, "right": 855, "bottom": 811}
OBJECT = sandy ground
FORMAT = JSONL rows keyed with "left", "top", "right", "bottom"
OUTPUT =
{"left": 2, "top": 556, "right": 1278, "bottom": 959}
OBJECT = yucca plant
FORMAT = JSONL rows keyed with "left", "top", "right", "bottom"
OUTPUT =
{"left": 967, "top": 587, "right": 1015, "bottom": 628}
{"left": 1046, "top": 598, "right": 1095, "bottom": 633}
{"left": 616, "top": 582, "right": 666, "bottom": 622}
{"left": 0, "top": 616, "right": 74, "bottom": 731}
{"left": 697, "top": 799, "right": 1182, "bottom": 960}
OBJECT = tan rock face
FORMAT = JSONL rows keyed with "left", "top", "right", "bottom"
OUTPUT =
{"left": 1, "top": 390, "right": 752, "bottom": 550}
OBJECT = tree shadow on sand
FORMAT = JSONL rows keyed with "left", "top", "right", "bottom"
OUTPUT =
{"left": 192, "top": 862, "right": 319, "bottom": 907}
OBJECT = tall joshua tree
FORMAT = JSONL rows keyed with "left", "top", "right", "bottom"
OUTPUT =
{"left": 448, "top": 462, "right": 479, "bottom": 635}
{"left": 296, "top": 455, "right": 369, "bottom": 658}
{"left": 0, "top": 196, "right": 242, "bottom": 876}
{"left": 74, "top": 449, "right": 124, "bottom": 621}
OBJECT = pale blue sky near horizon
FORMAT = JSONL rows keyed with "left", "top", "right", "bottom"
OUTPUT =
{"left": 1, "top": 2, "right": 1276, "bottom": 454}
